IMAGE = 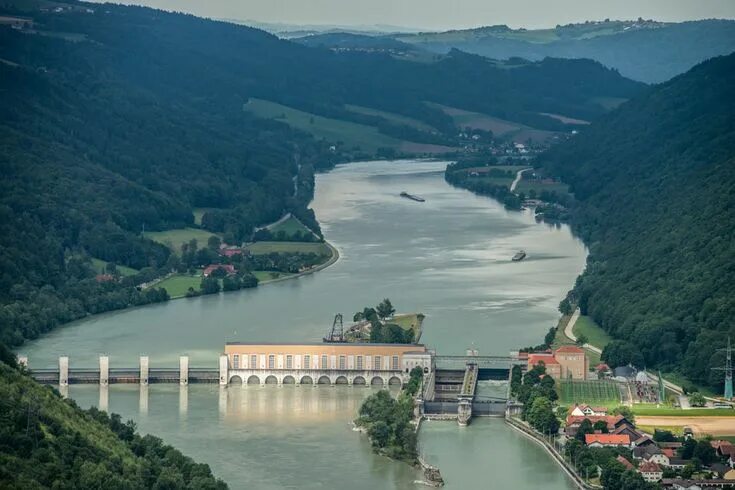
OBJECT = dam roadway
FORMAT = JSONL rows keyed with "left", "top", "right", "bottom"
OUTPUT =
{"left": 19, "top": 160, "right": 587, "bottom": 490}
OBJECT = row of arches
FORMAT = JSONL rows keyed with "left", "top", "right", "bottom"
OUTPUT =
{"left": 228, "top": 374, "right": 402, "bottom": 386}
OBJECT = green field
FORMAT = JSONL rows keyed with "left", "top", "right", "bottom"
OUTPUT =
{"left": 268, "top": 216, "right": 314, "bottom": 238}
{"left": 632, "top": 406, "right": 735, "bottom": 417}
{"left": 90, "top": 258, "right": 138, "bottom": 277}
{"left": 515, "top": 180, "right": 571, "bottom": 196}
{"left": 243, "top": 98, "right": 403, "bottom": 152}
{"left": 155, "top": 274, "right": 202, "bottom": 298}
{"left": 252, "top": 271, "right": 294, "bottom": 282}
{"left": 145, "top": 228, "right": 219, "bottom": 252}
{"left": 558, "top": 380, "right": 623, "bottom": 406}
{"left": 573, "top": 316, "right": 612, "bottom": 351}
{"left": 345, "top": 104, "right": 437, "bottom": 132}
{"left": 388, "top": 313, "right": 424, "bottom": 339}
{"left": 245, "top": 241, "right": 332, "bottom": 256}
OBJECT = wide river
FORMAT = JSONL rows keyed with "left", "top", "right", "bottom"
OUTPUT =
{"left": 22, "top": 160, "right": 586, "bottom": 489}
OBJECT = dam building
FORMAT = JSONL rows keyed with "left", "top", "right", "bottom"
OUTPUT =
{"left": 222, "top": 342, "right": 431, "bottom": 386}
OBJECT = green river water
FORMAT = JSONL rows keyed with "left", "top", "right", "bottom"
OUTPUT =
{"left": 21, "top": 160, "right": 587, "bottom": 489}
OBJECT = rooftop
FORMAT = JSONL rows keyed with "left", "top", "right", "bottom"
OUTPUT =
{"left": 585, "top": 433, "right": 631, "bottom": 445}
{"left": 555, "top": 345, "right": 585, "bottom": 354}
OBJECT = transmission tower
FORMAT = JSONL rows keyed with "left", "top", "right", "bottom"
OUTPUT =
{"left": 712, "top": 337, "right": 733, "bottom": 400}
{"left": 323, "top": 314, "right": 346, "bottom": 343}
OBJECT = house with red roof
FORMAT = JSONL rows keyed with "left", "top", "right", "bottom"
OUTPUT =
{"left": 639, "top": 461, "right": 663, "bottom": 482}
{"left": 202, "top": 264, "right": 236, "bottom": 277}
{"left": 617, "top": 455, "right": 635, "bottom": 470}
{"left": 527, "top": 346, "right": 587, "bottom": 380}
{"left": 570, "top": 404, "right": 608, "bottom": 417}
{"left": 585, "top": 433, "right": 631, "bottom": 448}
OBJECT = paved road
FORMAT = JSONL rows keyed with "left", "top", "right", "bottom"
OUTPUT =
{"left": 564, "top": 308, "right": 602, "bottom": 355}
{"left": 510, "top": 168, "right": 532, "bottom": 193}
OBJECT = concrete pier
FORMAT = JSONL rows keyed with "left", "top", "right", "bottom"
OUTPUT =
{"left": 179, "top": 356, "right": 189, "bottom": 385}
{"left": 219, "top": 354, "right": 229, "bottom": 385}
{"left": 59, "top": 356, "right": 69, "bottom": 386}
{"left": 140, "top": 356, "right": 149, "bottom": 385}
{"left": 99, "top": 355, "right": 109, "bottom": 386}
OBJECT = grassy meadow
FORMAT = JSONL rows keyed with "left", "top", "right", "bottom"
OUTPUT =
{"left": 145, "top": 228, "right": 219, "bottom": 252}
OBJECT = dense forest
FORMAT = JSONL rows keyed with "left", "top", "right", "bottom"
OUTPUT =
{"left": 537, "top": 53, "right": 735, "bottom": 389}
{"left": 0, "top": 347, "right": 226, "bottom": 489}
{"left": 0, "top": 0, "right": 644, "bottom": 348}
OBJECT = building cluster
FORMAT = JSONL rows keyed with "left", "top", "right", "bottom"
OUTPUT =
{"left": 522, "top": 345, "right": 588, "bottom": 380}
{"left": 565, "top": 404, "right": 735, "bottom": 487}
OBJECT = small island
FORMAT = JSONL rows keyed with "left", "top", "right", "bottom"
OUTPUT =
{"left": 341, "top": 299, "right": 425, "bottom": 343}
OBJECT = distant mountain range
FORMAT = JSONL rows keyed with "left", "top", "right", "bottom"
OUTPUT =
{"left": 294, "top": 19, "right": 735, "bottom": 83}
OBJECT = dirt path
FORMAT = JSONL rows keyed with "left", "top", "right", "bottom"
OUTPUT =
{"left": 510, "top": 168, "right": 532, "bottom": 192}
{"left": 636, "top": 416, "right": 735, "bottom": 436}
{"left": 563, "top": 308, "right": 603, "bottom": 355}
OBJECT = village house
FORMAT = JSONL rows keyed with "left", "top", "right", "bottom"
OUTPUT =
{"left": 662, "top": 478, "right": 735, "bottom": 489}
{"left": 639, "top": 461, "right": 663, "bottom": 482}
{"left": 633, "top": 445, "right": 670, "bottom": 466}
{"left": 585, "top": 433, "right": 631, "bottom": 448}
{"left": 617, "top": 455, "right": 635, "bottom": 470}
{"left": 564, "top": 414, "right": 634, "bottom": 437}
{"left": 527, "top": 345, "right": 588, "bottom": 380}
{"left": 202, "top": 264, "right": 236, "bottom": 277}
{"left": 569, "top": 404, "right": 607, "bottom": 417}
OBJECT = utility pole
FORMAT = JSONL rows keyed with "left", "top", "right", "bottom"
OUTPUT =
{"left": 712, "top": 337, "right": 733, "bottom": 400}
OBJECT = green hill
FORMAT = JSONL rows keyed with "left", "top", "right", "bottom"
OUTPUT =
{"left": 0, "top": 348, "right": 226, "bottom": 489}
{"left": 537, "top": 53, "right": 735, "bottom": 389}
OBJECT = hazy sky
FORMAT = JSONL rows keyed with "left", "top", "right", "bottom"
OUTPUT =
{"left": 114, "top": 0, "right": 735, "bottom": 30}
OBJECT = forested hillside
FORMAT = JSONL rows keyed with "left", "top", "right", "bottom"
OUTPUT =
{"left": 0, "top": 347, "right": 226, "bottom": 488}
{"left": 538, "top": 53, "right": 735, "bottom": 389}
{"left": 0, "top": 0, "right": 643, "bottom": 347}
{"left": 395, "top": 19, "right": 735, "bottom": 83}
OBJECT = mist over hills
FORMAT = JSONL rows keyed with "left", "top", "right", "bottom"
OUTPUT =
{"left": 295, "top": 19, "right": 735, "bottom": 83}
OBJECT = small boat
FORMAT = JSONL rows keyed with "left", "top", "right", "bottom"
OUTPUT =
{"left": 512, "top": 250, "right": 526, "bottom": 262}
{"left": 400, "top": 191, "right": 425, "bottom": 202}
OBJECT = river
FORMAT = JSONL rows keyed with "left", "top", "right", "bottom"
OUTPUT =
{"left": 21, "top": 160, "right": 587, "bottom": 489}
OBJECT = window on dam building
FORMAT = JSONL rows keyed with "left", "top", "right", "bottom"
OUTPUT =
{"left": 321, "top": 355, "right": 328, "bottom": 369}
{"left": 339, "top": 355, "right": 346, "bottom": 370}
{"left": 268, "top": 355, "right": 275, "bottom": 369}
{"left": 233, "top": 354, "right": 240, "bottom": 369}
{"left": 374, "top": 356, "right": 381, "bottom": 370}
{"left": 392, "top": 356, "right": 399, "bottom": 370}
{"left": 286, "top": 355, "right": 293, "bottom": 369}
{"left": 251, "top": 355, "right": 257, "bottom": 369}
{"left": 356, "top": 355, "right": 363, "bottom": 370}
{"left": 304, "top": 355, "right": 311, "bottom": 369}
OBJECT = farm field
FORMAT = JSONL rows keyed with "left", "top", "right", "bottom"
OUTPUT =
{"left": 635, "top": 416, "right": 735, "bottom": 437}
{"left": 632, "top": 406, "right": 735, "bottom": 417}
{"left": 572, "top": 316, "right": 612, "bottom": 351}
{"left": 243, "top": 98, "right": 403, "bottom": 152}
{"left": 146, "top": 228, "right": 219, "bottom": 252}
{"left": 155, "top": 274, "right": 201, "bottom": 298}
{"left": 90, "top": 258, "right": 138, "bottom": 277}
{"left": 558, "top": 380, "right": 623, "bottom": 406}
{"left": 245, "top": 241, "right": 332, "bottom": 256}
{"left": 345, "top": 104, "right": 437, "bottom": 132}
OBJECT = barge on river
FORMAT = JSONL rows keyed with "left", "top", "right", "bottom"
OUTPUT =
{"left": 512, "top": 250, "right": 526, "bottom": 262}
{"left": 400, "top": 191, "right": 425, "bottom": 202}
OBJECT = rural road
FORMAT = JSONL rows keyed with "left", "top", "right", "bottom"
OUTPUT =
{"left": 564, "top": 308, "right": 602, "bottom": 355}
{"left": 510, "top": 168, "right": 532, "bottom": 193}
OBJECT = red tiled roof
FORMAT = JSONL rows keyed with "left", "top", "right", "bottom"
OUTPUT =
{"left": 639, "top": 461, "right": 662, "bottom": 473}
{"left": 566, "top": 415, "right": 622, "bottom": 427}
{"left": 616, "top": 455, "right": 634, "bottom": 470}
{"left": 555, "top": 345, "right": 585, "bottom": 354}
{"left": 203, "top": 264, "right": 236, "bottom": 276}
{"left": 528, "top": 353, "right": 559, "bottom": 365}
{"left": 585, "top": 434, "right": 630, "bottom": 446}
